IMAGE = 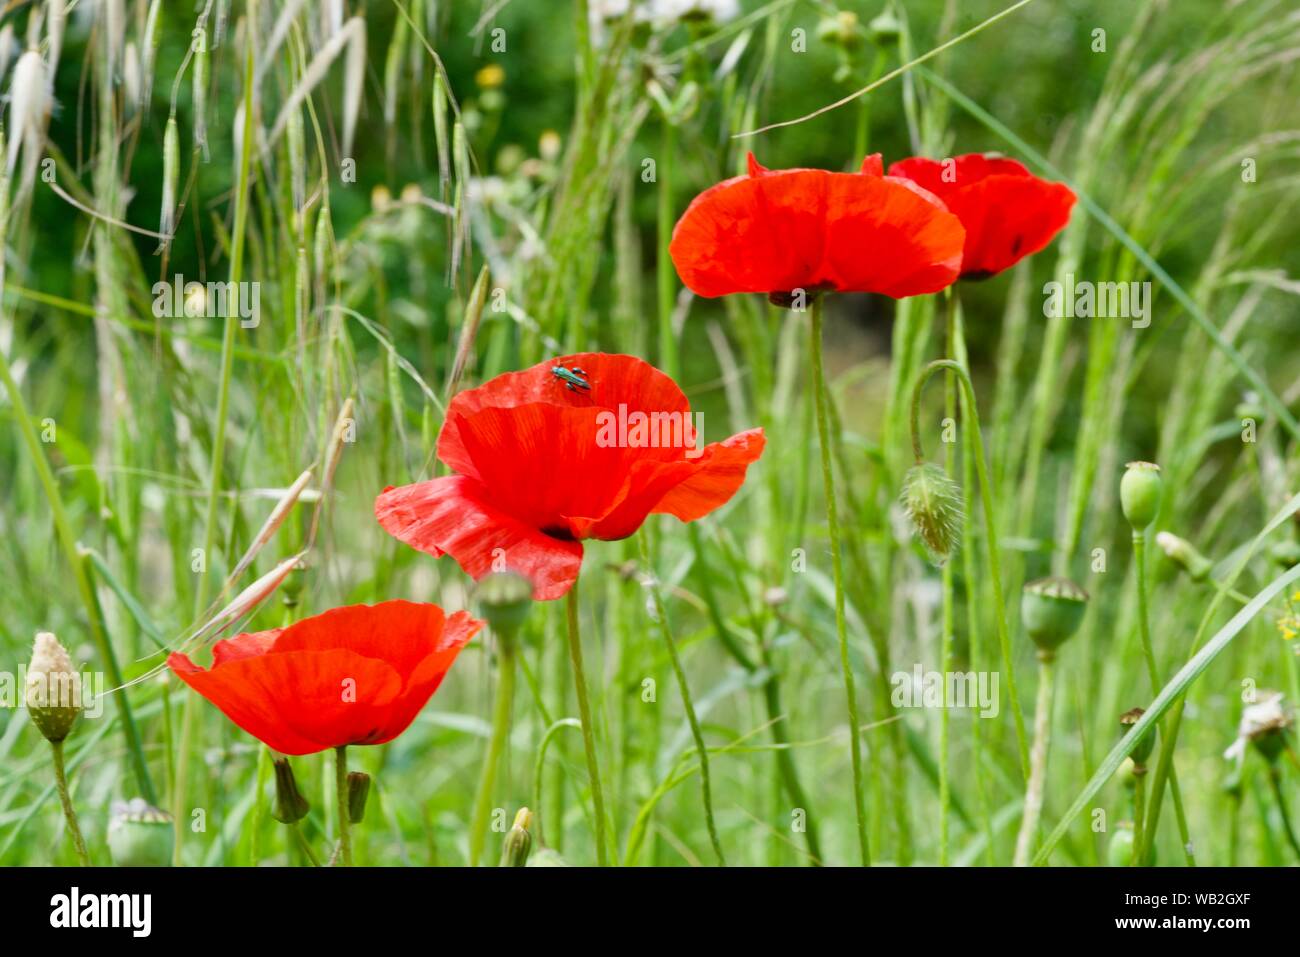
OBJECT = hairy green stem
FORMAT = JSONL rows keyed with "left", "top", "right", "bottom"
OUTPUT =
{"left": 1013, "top": 655, "right": 1055, "bottom": 865}
{"left": 335, "top": 746, "right": 352, "bottom": 866}
{"left": 51, "top": 741, "right": 90, "bottom": 866}
{"left": 911, "top": 359, "right": 1030, "bottom": 779}
{"left": 809, "top": 296, "right": 870, "bottom": 865}
{"left": 469, "top": 631, "right": 518, "bottom": 866}
{"left": 565, "top": 584, "right": 610, "bottom": 865}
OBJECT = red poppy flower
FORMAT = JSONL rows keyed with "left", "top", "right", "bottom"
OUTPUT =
{"left": 669, "top": 153, "right": 965, "bottom": 300}
{"left": 167, "top": 601, "right": 481, "bottom": 755}
{"left": 375, "top": 353, "right": 765, "bottom": 601}
{"left": 887, "top": 153, "right": 1076, "bottom": 279}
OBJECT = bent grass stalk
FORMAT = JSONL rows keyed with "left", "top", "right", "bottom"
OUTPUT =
{"left": 809, "top": 295, "right": 870, "bottom": 866}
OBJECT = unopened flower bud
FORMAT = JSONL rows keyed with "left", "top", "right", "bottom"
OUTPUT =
{"left": 1120, "top": 461, "right": 1162, "bottom": 531}
{"left": 1107, "top": 821, "right": 1135, "bottom": 868}
{"left": 901, "top": 463, "right": 963, "bottom": 567}
{"left": 347, "top": 771, "right": 371, "bottom": 824}
{"left": 474, "top": 571, "right": 534, "bottom": 639}
{"left": 1119, "top": 707, "right": 1156, "bottom": 767}
{"left": 108, "top": 799, "right": 175, "bottom": 867}
{"left": 271, "top": 757, "right": 310, "bottom": 824}
{"left": 25, "top": 632, "right": 82, "bottom": 743}
{"left": 1155, "top": 531, "right": 1212, "bottom": 582}
{"left": 817, "top": 11, "right": 863, "bottom": 50}
{"left": 1021, "top": 577, "right": 1089, "bottom": 656}
{"left": 499, "top": 807, "right": 533, "bottom": 867}
{"left": 868, "top": 10, "right": 902, "bottom": 45}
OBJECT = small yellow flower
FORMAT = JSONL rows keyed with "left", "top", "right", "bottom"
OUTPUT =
{"left": 476, "top": 64, "right": 505, "bottom": 89}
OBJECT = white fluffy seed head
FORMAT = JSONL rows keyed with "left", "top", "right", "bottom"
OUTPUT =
{"left": 7, "top": 50, "right": 49, "bottom": 176}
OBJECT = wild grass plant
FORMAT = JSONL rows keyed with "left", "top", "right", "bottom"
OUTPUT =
{"left": 0, "top": 0, "right": 1298, "bottom": 868}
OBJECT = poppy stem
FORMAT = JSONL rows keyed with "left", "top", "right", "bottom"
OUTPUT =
{"left": 334, "top": 746, "right": 352, "bottom": 866}
{"left": 469, "top": 630, "right": 517, "bottom": 866}
{"left": 911, "top": 359, "right": 1031, "bottom": 781}
{"left": 1013, "top": 653, "right": 1056, "bottom": 866}
{"left": 808, "top": 295, "right": 870, "bottom": 866}
{"left": 639, "top": 530, "right": 726, "bottom": 865}
{"left": 50, "top": 740, "right": 90, "bottom": 866}
{"left": 565, "top": 584, "right": 610, "bottom": 866}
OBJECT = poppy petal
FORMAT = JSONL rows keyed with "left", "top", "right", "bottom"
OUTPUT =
{"left": 653, "top": 428, "right": 766, "bottom": 522}
{"left": 375, "top": 475, "right": 584, "bottom": 600}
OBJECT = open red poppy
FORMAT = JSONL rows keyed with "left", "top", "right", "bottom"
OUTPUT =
{"left": 167, "top": 601, "right": 481, "bottom": 755}
{"left": 375, "top": 353, "right": 765, "bottom": 600}
{"left": 669, "top": 153, "right": 965, "bottom": 300}
{"left": 887, "top": 154, "right": 1076, "bottom": 279}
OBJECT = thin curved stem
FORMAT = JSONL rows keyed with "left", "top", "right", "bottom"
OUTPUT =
{"left": 469, "top": 631, "right": 517, "bottom": 866}
{"left": 1131, "top": 770, "right": 1146, "bottom": 866}
{"left": 50, "top": 741, "right": 90, "bottom": 866}
{"left": 565, "top": 584, "right": 610, "bottom": 866}
{"left": 809, "top": 296, "right": 870, "bottom": 866}
{"left": 911, "top": 359, "right": 1030, "bottom": 779}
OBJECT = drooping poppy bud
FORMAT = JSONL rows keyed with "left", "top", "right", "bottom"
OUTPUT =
{"left": 1120, "top": 461, "right": 1163, "bottom": 531}
{"left": 271, "top": 757, "right": 310, "bottom": 824}
{"left": 1021, "top": 577, "right": 1089, "bottom": 657}
{"left": 346, "top": 771, "right": 371, "bottom": 824}
{"left": 108, "top": 799, "right": 175, "bottom": 867}
{"left": 1155, "top": 531, "right": 1212, "bottom": 582}
{"left": 901, "top": 463, "right": 963, "bottom": 567}
{"left": 25, "top": 632, "right": 82, "bottom": 744}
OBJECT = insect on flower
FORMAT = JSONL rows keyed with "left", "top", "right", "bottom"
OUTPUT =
{"left": 550, "top": 365, "right": 591, "bottom": 392}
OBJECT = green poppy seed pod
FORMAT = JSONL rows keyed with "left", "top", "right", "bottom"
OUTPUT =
{"left": 25, "top": 632, "right": 82, "bottom": 744}
{"left": 346, "top": 771, "right": 370, "bottom": 824}
{"left": 1106, "top": 821, "right": 1135, "bottom": 868}
{"left": 271, "top": 757, "right": 310, "bottom": 824}
{"left": 868, "top": 10, "right": 902, "bottom": 45}
{"left": 1120, "top": 461, "right": 1163, "bottom": 531}
{"left": 1155, "top": 531, "right": 1212, "bottom": 582}
{"left": 901, "top": 463, "right": 964, "bottom": 567}
{"left": 108, "top": 800, "right": 175, "bottom": 867}
{"left": 1021, "top": 577, "right": 1089, "bottom": 656}
{"left": 474, "top": 571, "right": 534, "bottom": 639}
{"left": 1119, "top": 707, "right": 1156, "bottom": 767}
{"left": 499, "top": 807, "right": 533, "bottom": 867}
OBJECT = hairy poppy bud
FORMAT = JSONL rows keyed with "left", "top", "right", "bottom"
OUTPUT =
{"left": 1120, "top": 461, "right": 1162, "bottom": 531}
{"left": 1021, "top": 577, "right": 1089, "bottom": 656}
{"left": 901, "top": 463, "right": 963, "bottom": 567}
{"left": 271, "top": 757, "right": 310, "bottom": 824}
{"left": 108, "top": 799, "right": 175, "bottom": 867}
{"left": 1155, "top": 531, "right": 1212, "bottom": 582}
{"left": 346, "top": 771, "right": 370, "bottom": 824}
{"left": 1119, "top": 707, "right": 1156, "bottom": 767}
{"left": 25, "top": 632, "right": 82, "bottom": 744}
{"left": 474, "top": 571, "right": 533, "bottom": 638}
{"left": 499, "top": 807, "right": 533, "bottom": 867}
